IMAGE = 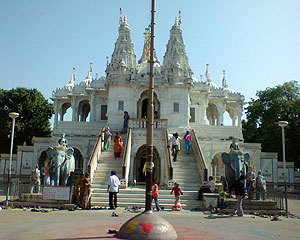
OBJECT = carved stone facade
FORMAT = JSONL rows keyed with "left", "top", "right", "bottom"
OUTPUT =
{"left": 32, "top": 15, "right": 263, "bottom": 180}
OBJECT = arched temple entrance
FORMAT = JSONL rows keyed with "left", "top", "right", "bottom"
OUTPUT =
{"left": 137, "top": 90, "right": 160, "bottom": 119}
{"left": 134, "top": 145, "right": 160, "bottom": 184}
{"left": 79, "top": 100, "right": 90, "bottom": 122}
{"left": 73, "top": 148, "right": 84, "bottom": 173}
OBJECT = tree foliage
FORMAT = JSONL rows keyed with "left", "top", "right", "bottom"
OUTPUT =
{"left": 242, "top": 81, "right": 300, "bottom": 168}
{"left": 0, "top": 88, "right": 54, "bottom": 153}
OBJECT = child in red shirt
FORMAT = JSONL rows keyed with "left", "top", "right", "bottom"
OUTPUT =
{"left": 170, "top": 182, "right": 183, "bottom": 211}
{"left": 152, "top": 181, "right": 161, "bottom": 211}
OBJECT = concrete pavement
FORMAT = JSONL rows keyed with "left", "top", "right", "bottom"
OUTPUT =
{"left": 0, "top": 207, "right": 299, "bottom": 240}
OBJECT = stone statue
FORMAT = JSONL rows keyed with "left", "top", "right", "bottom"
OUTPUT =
{"left": 46, "top": 134, "right": 75, "bottom": 186}
{"left": 221, "top": 140, "right": 250, "bottom": 190}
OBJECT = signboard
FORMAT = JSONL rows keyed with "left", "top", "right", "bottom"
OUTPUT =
{"left": 20, "top": 151, "right": 33, "bottom": 175}
{"left": 42, "top": 186, "right": 70, "bottom": 201}
{"left": 277, "top": 167, "right": 292, "bottom": 183}
{"left": 261, "top": 158, "right": 273, "bottom": 182}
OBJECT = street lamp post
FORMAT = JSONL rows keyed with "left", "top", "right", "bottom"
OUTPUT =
{"left": 6, "top": 112, "right": 19, "bottom": 206}
{"left": 278, "top": 121, "right": 288, "bottom": 218}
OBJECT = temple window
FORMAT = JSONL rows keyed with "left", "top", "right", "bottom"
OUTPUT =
{"left": 101, "top": 105, "right": 108, "bottom": 120}
{"left": 174, "top": 102, "right": 179, "bottom": 113}
{"left": 189, "top": 107, "right": 195, "bottom": 122}
{"left": 118, "top": 100, "right": 124, "bottom": 111}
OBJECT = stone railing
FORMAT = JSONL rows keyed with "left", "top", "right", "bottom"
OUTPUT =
{"left": 53, "top": 121, "right": 105, "bottom": 137}
{"left": 165, "top": 129, "right": 173, "bottom": 180}
{"left": 191, "top": 129, "right": 208, "bottom": 182}
{"left": 87, "top": 128, "right": 104, "bottom": 183}
{"left": 129, "top": 118, "right": 168, "bottom": 129}
{"left": 121, "top": 128, "right": 132, "bottom": 188}
{"left": 191, "top": 125, "right": 243, "bottom": 140}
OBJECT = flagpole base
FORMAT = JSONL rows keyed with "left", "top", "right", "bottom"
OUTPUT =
{"left": 115, "top": 210, "right": 177, "bottom": 240}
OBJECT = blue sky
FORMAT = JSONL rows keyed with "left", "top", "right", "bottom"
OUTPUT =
{"left": 1, "top": 0, "right": 299, "bottom": 109}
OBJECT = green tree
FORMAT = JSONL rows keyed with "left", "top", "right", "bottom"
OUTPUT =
{"left": 242, "top": 81, "right": 300, "bottom": 168}
{"left": 0, "top": 88, "right": 54, "bottom": 153}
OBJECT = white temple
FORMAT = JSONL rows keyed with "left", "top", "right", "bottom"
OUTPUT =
{"left": 11, "top": 13, "right": 281, "bottom": 187}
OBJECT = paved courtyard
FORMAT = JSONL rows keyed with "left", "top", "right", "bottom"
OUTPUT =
{"left": 0, "top": 206, "right": 299, "bottom": 240}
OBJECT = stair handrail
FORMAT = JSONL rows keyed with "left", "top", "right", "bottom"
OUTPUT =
{"left": 165, "top": 129, "right": 173, "bottom": 180}
{"left": 87, "top": 128, "right": 105, "bottom": 183}
{"left": 122, "top": 128, "right": 132, "bottom": 185}
{"left": 191, "top": 129, "right": 208, "bottom": 181}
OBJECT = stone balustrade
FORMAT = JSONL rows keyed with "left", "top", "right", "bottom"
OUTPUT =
{"left": 129, "top": 118, "right": 168, "bottom": 129}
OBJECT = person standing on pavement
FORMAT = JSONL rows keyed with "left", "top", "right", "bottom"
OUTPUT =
{"left": 107, "top": 170, "right": 120, "bottom": 209}
{"left": 152, "top": 180, "right": 161, "bottom": 211}
{"left": 183, "top": 131, "right": 192, "bottom": 155}
{"left": 230, "top": 175, "right": 246, "bottom": 217}
{"left": 256, "top": 170, "right": 266, "bottom": 200}
{"left": 30, "top": 164, "right": 41, "bottom": 193}
{"left": 246, "top": 167, "right": 255, "bottom": 199}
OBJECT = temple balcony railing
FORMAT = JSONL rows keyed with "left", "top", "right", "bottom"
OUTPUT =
{"left": 190, "top": 124, "right": 243, "bottom": 140}
{"left": 128, "top": 118, "right": 168, "bottom": 129}
{"left": 53, "top": 121, "right": 105, "bottom": 137}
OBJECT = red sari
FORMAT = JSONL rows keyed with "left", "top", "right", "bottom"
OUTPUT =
{"left": 80, "top": 177, "right": 91, "bottom": 210}
{"left": 114, "top": 135, "right": 123, "bottom": 159}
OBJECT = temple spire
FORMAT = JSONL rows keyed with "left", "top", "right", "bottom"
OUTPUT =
{"left": 205, "top": 63, "right": 211, "bottom": 81}
{"left": 222, "top": 70, "right": 228, "bottom": 88}
{"left": 73, "top": 67, "right": 76, "bottom": 82}
{"left": 162, "top": 17, "right": 193, "bottom": 83}
{"left": 106, "top": 13, "right": 136, "bottom": 80}
{"left": 138, "top": 26, "right": 159, "bottom": 64}
{"left": 178, "top": 10, "right": 182, "bottom": 26}
{"left": 90, "top": 61, "right": 93, "bottom": 73}
{"left": 119, "top": 8, "right": 122, "bottom": 25}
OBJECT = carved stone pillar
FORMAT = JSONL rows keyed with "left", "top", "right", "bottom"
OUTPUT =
{"left": 71, "top": 97, "right": 77, "bottom": 122}
{"left": 232, "top": 115, "right": 237, "bottom": 126}
{"left": 54, "top": 100, "right": 59, "bottom": 128}
{"left": 237, "top": 107, "right": 243, "bottom": 127}
{"left": 90, "top": 94, "right": 95, "bottom": 122}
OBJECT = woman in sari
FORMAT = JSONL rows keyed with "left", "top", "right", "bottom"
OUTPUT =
{"left": 81, "top": 173, "right": 91, "bottom": 210}
{"left": 114, "top": 132, "right": 123, "bottom": 159}
{"left": 103, "top": 127, "right": 112, "bottom": 150}
{"left": 78, "top": 173, "right": 85, "bottom": 207}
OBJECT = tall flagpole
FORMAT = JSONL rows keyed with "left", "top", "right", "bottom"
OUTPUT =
{"left": 116, "top": 1, "right": 177, "bottom": 238}
{"left": 145, "top": 0, "right": 155, "bottom": 212}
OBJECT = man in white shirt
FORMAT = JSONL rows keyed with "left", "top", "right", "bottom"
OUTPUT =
{"left": 208, "top": 176, "right": 216, "bottom": 192}
{"left": 107, "top": 170, "right": 120, "bottom": 209}
{"left": 198, "top": 176, "right": 215, "bottom": 200}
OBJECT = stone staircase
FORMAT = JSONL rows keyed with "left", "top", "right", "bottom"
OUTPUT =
{"left": 92, "top": 146, "right": 123, "bottom": 185}
{"left": 90, "top": 136, "right": 203, "bottom": 210}
{"left": 172, "top": 141, "right": 202, "bottom": 190}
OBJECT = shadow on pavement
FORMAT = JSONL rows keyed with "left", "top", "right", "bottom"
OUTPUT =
{"left": 204, "top": 215, "right": 233, "bottom": 219}
{"left": 47, "top": 237, "right": 115, "bottom": 240}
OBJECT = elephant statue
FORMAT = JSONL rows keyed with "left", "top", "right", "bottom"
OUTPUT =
{"left": 221, "top": 140, "right": 250, "bottom": 190}
{"left": 46, "top": 134, "right": 75, "bottom": 186}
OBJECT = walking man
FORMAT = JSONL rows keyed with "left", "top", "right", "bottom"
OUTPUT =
{"left": 230, "top": 175, "right": 246, "bottom": 217}
{"left": 107, "top": 170, "right": 120, "bottom": 209}
{"left": 171, "top": 133, "right": 180, "bottom": 162}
